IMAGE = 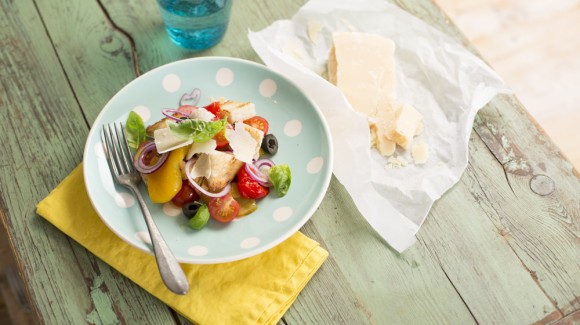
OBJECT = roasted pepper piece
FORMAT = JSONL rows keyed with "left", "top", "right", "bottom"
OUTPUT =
{"left": 147, "top": 146, "right": 188, "bottom": 203}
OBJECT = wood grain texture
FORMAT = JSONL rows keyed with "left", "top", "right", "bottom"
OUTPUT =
{"left": 0, "top": 0, "right": 179, "bottom": 323}
{"left": 433, "top": 0, "right": 580, "bottom": 170}
{"left": 0, "top": 0, "right": 578, "bottom": 324}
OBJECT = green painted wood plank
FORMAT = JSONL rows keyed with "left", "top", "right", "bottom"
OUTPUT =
{"left": 284, "top": 178, "right": 477, "bottom": 324}
{"left": 0, "top": 0, "right": 180, "bottom": 323}
{"left": 33, "top": 0, "right": 137, "bottom": 125}
{"left": 472, "top": 98, "right": 580, "bottom": 314}
{"left": 99, "top": 0, "right": 306, "bottom": 71}
{"left": 419, "top": 135, "right": 560, "bottom": 324}
{"left": 283, "top": 220, "right": 381, "bottom": 324}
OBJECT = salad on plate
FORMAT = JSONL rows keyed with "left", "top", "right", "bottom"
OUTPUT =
{"left": 125, "top": 89, "right": 292, "bottom": 231}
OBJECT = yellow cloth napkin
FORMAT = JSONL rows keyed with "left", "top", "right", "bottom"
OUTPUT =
{"left": 36, "top": 165, "right": 328, "bottom": 325}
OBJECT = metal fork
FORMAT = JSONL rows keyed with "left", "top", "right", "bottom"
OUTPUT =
{"left": 102, "top": 123, "right": 189, "bottom": 295}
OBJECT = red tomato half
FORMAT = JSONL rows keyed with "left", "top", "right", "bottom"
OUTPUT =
{"left": 237, "top": 165, "right": 269, "bottom": 199}
{"left": 208, "top": 194, "right": 240, "bottom": 223}
{"left": 203, "top": 102, "right": 222, "bottom": 120}
{"left": 243, "top": 116, "right": 269, "bottom": 135}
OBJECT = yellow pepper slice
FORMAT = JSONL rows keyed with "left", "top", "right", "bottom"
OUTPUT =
{"left": 147, "top": 146, "right": 188, "bottom": 203}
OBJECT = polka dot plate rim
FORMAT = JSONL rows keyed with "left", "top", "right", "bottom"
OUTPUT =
{"left": 83, "top": 57, "right": 333, "bottom": 264}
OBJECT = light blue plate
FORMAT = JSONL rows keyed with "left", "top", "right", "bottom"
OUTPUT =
{"left": 83, "top": 57, "right": 333, "bottom": 264}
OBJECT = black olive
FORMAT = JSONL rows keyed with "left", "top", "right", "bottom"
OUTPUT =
{"left": 182, "top": 201, "right": 203, "bottom": 219}
{"left": 261, "top": 134, "right": 278, "bottom": 155}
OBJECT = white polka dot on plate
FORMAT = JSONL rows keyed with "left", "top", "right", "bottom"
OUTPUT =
{"left": 94, "top": 141, "right": 105, "bottom": 159}
{"left": 114, "top": 192, "right": 134, "bottom": 208}
{"left": 240, "top": 237, "right": 260, "bottom": 249}
{"left": 132, "top": 105, "right": 151, "bottom": 122}
{"left": 259, "top": 79, "right": 277, "bottom": 98}
{"left": 135, "top": 231, "right": 152, "bottom": 245}
{"left": 163, "top": 202, "right": 182, "bottom": 217}
{"left": 188, "top": 246, "right": 209, "bottom": 257}
{"left": 307, "top": 157, "right": 324, "bottom": 174}
{"left": 284, "top": 120, "right": 302, "bottom": 137}
{"left": 216, "top": 67, "right": 234, "bottom": 86}
{"left": 163, "top": 74, "right": 181, "bottom": 93}
{"left": 273, "top": 207, "right": 293, "bottom": 222}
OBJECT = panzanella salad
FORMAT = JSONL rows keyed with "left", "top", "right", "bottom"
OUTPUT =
{"left": 125, "top": 89, "right": 291, "bottom": 230}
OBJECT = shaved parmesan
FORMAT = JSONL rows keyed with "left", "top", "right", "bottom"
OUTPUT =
{"left": 188, "top": 154, "right": 211, "bottom": 179}
{"left": 186, "top": 139, "right": 217, "bottom": 160}
{"left": 227, "top": 122, "right": 259, "bottom": 163}
{"left": 188, "top": 107, "right": 215, "bottom": 122}
{"left": 153, "top": 128, "right": 193, "bottom": 153}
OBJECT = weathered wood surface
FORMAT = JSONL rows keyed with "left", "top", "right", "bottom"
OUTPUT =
{"left": 0, "top": 0, "right": 578, "bottom": 324}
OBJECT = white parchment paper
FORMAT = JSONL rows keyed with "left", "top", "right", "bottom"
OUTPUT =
{"left": 248, "top": 0, "right": 511, "bottom": 252}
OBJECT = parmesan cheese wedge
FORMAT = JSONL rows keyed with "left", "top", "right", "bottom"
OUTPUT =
{"left": 328, "top": 32, "right": 398, "bottom": 156}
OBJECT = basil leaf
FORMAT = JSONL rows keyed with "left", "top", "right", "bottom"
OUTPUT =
{"left": 168, "top": 117, "right": 227, "bottom": 143}
{"left": 268, "top": 164, "right": 291, "bottom": 197}
{"left": 188, "top": 204, "right": 210, "bottom": 230}
{"left": 125, "top": 111, "right": 146, "bottom": 149}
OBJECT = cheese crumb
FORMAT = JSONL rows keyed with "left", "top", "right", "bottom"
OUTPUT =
{"left": 283, "top": 37, "right": 305, "bottom": 60}
{"left": 307, "top": 20, "right": 325, "bottom": 44}
{"left": 386, "top": 156, "right": 409, "bottom": 169}
{"left": 412, "top": 141, "right": 429, "bottom": 164}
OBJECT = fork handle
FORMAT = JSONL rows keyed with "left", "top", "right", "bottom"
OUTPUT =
{"left": 130, "top": 186, "right": 190, "bottom": 295}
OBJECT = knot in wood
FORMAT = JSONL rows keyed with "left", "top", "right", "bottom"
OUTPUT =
{"left": 529, "top": 174, "right": 555, "bottom": 196}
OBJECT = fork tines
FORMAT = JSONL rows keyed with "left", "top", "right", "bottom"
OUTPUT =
{"left": 102, "top": 123, "right": 135, "bottom": 177}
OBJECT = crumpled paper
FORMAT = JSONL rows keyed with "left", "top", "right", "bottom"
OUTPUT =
{"left": 248, "top": 0, "right": 510, "bottom": 252}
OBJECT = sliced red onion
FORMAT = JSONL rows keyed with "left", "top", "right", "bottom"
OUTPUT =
{"left": 245, "top": 161, "right": 273, "bottom": 187}
{"left": 161, "top": 108, "right": 189, "bottom": 121}
{"left": 255, "top": 158, "right": 275, "bottom": 168}
{"left": 134, "top": 141, "right": 168, "bottom": 174}
{"left": 185, "top": 159, "right": 231, "bottom": 198}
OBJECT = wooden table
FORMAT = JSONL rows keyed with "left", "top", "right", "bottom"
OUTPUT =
{"left": 1, "top": 0, "right": 578, "bottom": 324}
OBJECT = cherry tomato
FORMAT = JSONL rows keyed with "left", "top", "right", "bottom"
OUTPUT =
{"left": 213, "top": 129, "right": 229, "bottom": 149}
{"left": 171, "top": 180, "right": 199, "bottom": 207}
{"left": 237, "top": 165, "right": 269, "bottom": 199}
{"left": 208, "top": 194, "right": 240, "bottom": 223}
{"left": 203, "top": 102, "right": 222, "bottom": 120}
{"left": 243, "top": 116, "right": 269, "bottom": 135}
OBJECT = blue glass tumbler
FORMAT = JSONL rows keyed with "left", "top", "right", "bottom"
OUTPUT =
{"left": 156, "top": 0, "right": 233, "bottom": 50}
